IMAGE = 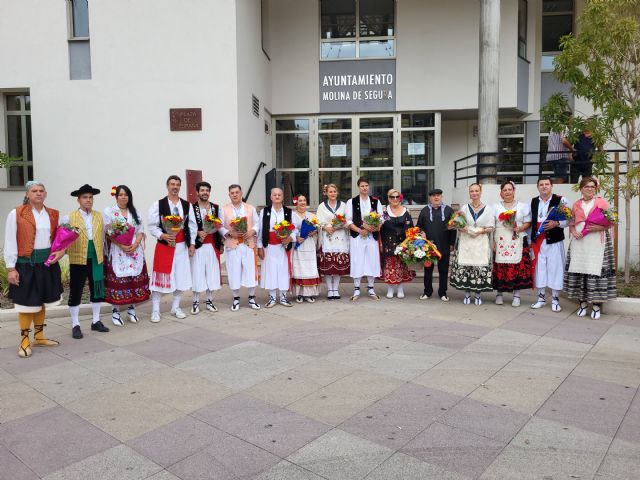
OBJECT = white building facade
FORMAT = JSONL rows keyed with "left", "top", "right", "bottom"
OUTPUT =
{"left": 1, "top": 0, "right": 638, "bottom": 265}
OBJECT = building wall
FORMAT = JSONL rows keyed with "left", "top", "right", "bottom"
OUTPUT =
{"left": 0, "top": 0, "right": 240, "bottom": 256}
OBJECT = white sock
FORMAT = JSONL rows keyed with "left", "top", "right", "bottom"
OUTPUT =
{"left": 91, "top": 302, "right": 101, "bottom": 324}
{"left": 353, "top": 278, "right": 361, "bottom": 289}
{"left": 552, "top": 289, "right": 560, "bottom": 300}
{"left": 206, "top": 290, "right": 213, "bottom": 302}
{"left": 172, "top": 291, "right": 182, "bottom": 311}
{"left": 192, "top": 292, "right": 200, "bottom": 303}
{"left": 232, "top": 289, "right": 240, "bottom": 297}
{"left": 333, "top": 275, "right": 341, "bottom": 291}
{"left": 367, "top": 276, "right": 375, "bottom": 288}
{"left": 269, "top": 289, "right": 277, "bottom": 298}
{"left": 248, "top": 287, "right": 256, "bottom": 296}
{"left": 513, "top": 289, "right": 520, "bottom": 297}
{"left": 152, "top": 291, "right": 162, "bottom": 313}
{"left": 538, "top": 288, "right": 546, "bottom": 297}
{"left": 69, "top": 306, "right": 80, "bottom": 327}
{"left": 127, "top": 305, "right": 135, "bottom": 313}
{"left": 387, "top": 286, "right": 395, "bottom": 296}
{"left": 280, "top": 290, "right": 287, "bottom": 299}
{"left": 397, "top": 284, "right": 404, "bottom": 296}
{"left": 325, "top": 276, "right": 333, "bottom": 292}
{"left": 112, "top": 305, "right": 120, "bottom": 312}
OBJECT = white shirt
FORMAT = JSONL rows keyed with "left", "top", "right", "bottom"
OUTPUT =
{"left": 256, "top": 206, "right": 298, "bottom": 248}
{"left": 494, "top": 201, "right": 532, "bottom": 238}
{"left": 61, "top": 209, "right": 94, "bottom": 240}
{"left": 3, "top": 207, "right": 53, "bottom": 268}
{"left": 218, "top": 202, "right": 260, "bottom": 238}
{"left": 345, "top": 195, "right": 384, "bottom": 227}
{"left": 147, "top": 198, "right": 198, "bottom": 246}
{"left": 535, "top": 195, "right": 570, "bottom": 229}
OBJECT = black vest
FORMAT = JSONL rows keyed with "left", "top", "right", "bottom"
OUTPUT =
{"left": 531, "top": 194, "right": 565, "bottom": 244}
{"left": 261, "top": 206, "right": 293, "bottom": 251}
{"left": 158, "top": 197, "right": 191, "bottom": 246}
{"left": 192, "top": 201, "right": 223, "bottom": 252}
{"left": 350, "top": 196, "right": 380, "bottom": 240}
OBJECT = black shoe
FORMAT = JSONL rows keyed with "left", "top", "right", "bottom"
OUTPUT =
{"left": 91, "top": 320, "right": 110, "bottom": 333}
{"left": 72, "top": 325, "right": 83, "bottom": 339}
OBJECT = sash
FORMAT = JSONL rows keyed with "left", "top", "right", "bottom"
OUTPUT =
{"left": 531, "top": 222, "right": 545, "bottom": 279}
{"left": 152, "top": 229, "right": 185, "bottom": 288}
{"left": 494, "top": 225, "right": 523, "bottom": 264}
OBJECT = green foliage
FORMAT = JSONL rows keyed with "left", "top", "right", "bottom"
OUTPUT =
{"left": 0, "top": 150, "right": 20, "bottom": 169}
{"left": 0, "top": 250, "right": 8, "bottom": 297}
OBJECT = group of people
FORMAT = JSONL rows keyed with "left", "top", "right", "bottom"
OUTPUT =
{"left": 4, "top": 174, "right": 616, "bottom": 359}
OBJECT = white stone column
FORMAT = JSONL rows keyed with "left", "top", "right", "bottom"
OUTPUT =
{"left": 478, "top": 0, "right": 500, "bottom": 184}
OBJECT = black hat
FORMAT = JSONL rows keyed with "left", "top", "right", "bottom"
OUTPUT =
{"left": 428, "top": 188, "right": 443, "bottom": 196}
{"left": 71, "top": 184, "right": 101, "bottom": 197}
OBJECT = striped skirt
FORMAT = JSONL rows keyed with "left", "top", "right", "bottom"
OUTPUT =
{"left": 564, "top": 232, "right": 617, "bottom": 303}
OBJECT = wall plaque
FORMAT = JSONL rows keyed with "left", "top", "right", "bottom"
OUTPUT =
{"left": 170, "top": 108, "right": 202, "bottom": 131}
{"left": 320, "top": 59, "right": 396, "bottom": 113}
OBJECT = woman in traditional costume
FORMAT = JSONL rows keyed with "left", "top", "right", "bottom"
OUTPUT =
{"left": 492, "top": 181, "right": 533, "bottom": 307}
{"left": 291, "top": 194, "right": 321, "bottom": 302}
{"left": 103, "top": 185, "right": 150, "bottom": 325}
{"left": 450, "top": 183, "right": 495, "bottom": 305}
{"left": 316, "top": 184, "right": 350, "bottom": 299}
{"left": 564, "top": 177, "right": 616, "bottom": 319}
{"left": 380, "top": 189, "right": 415, "bottom": 298}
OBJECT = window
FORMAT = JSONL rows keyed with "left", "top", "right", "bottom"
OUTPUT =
{"left": 4, "top": 93, "right": 33, "bottom": 188}
{"left": 542, "top": 0, "right": 573, "bottom": 53}
{"left": 67, "top": 0, "right": 91, "bottom": 80}
{"left": 275, "top": 119, "right": 311, "bottom": 205}
{"left": 400, "top": 113, "right": 435, "bottom": 205}
{"left": 320, "top": 0, "right": 395, "bottom": 60}
{"left": 497, "top": 122, "right": 525, "bottom": 183}
{"left": 518, "top": 0, "right": 528, "bottom": 59}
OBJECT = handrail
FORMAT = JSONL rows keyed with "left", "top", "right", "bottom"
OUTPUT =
{"left": 244, "top": 161, "right": 267, "bottom": 202}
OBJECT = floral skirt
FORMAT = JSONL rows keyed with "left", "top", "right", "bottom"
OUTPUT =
{"left": 382, "top": 256, "right": 416, "bottom": 285}
{"left": 318, "top": 251, "right": 350, "bottom": 276}
{"left": 492, "top": 241, "right": 533, "bottom": 292}
{"left": 104, "top": 256, "right": 151, "bottom": 306}
{"left": 449, "top": 256, "right": 493, "bottom": 293}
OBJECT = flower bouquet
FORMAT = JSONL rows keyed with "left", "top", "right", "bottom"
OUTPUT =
{"left": 394, "top": 227, "right": 442, "bottom": 267}
{"left": 331, "top": 213, "right": 347, "bottom": 229}
{"left": 363, "top": 211, "right": 381, "bottom": 231}
{"left": 582, "top": 207, "right": 618, "bottom": 236}
{"left": 106, "top": 216, "right": 135, "bottom": 246}
{"left": 44, "top": 223, "right": 80, "bottom": 266}
{"left": 203, "top": 213, "right": 223, "bottom": 233}
{"left": 295, "top": 216, "right": 319, "bottom": 249}
{"left": 537, "top": 205, "right": 573, "bottom": 235}
{"left": 498, "top": 209, "right": 518, "bottom": 239}
{"left": 162, "top": 215, "right": 183, "bottom": 247}
{"left": 274, "top": 219, "right": 295, "bottom": 240}
{"left": 230, "top": 216, "right": 248, "bottom": 244}
{"left": 447, "top": 211, "right": 467, "bottom": 229}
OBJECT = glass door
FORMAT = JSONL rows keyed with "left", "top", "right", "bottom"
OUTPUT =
{"left": 317, "top": 116, "right": 354, "bottom": 201}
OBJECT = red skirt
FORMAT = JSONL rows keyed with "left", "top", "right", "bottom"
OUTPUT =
{"left": 105, "top": 256, "right": 151, "bottom": 306}
{"left": 382, "top": 256, "right": 416, "bottom": 285}
{"left": 318, "top": 251, "right": 350, "bottom": 276}
{"left": 492, "top": 242, "right": 533, "bottom": 292}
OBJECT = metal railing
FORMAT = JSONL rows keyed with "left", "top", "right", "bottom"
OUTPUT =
{"left": 453, "top": 149, "right": 640, "bottom": 186}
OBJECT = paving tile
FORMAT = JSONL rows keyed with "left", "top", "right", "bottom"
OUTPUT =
{"left": 366, "top": 452, "right": 471, "bottom": 480}
{"left": 364, "top": 342, "right": 455, "bottom": 380}
{"left": 381, "top": 317, "right": 452, "bottom": 342}
{"left": 161, "top": 327, "right": 244, "bottom": 352}
{"left": 168, "top": 431, "right": 280, "bottom": 480}
{"left": 21, "top": 361, "right": 115, "bottom": 404}
{"left": 254, "top": 460, "right": 326, "bottom": 480}
{"left": 288, "top": 370, "right": 403, "bottom": 426}
{"left": 97, "top": 319, "right": 192, "bottom": 347}
{"left": 144, "top": 471, "right": 182, "bottom": 480}
{"left": 194, "top": 394, "right": 331, "bottom": 457}
{"left": 65, "top": 383, "right": 185, "bottom": 442}
{"left": 480, "top": 417, "right": 611, "bottom": 480}
{"left": 0, "top": 380, "right": 57, "bottom": 423}
{"left": 614, "top": 392, "right": 640, "bottom": 444}
{"left": 176, "top": 341, "right": 314, "bottom": 390}
{"left": 0, "top": 406, "right": 119, "bottom": 478}
{"left": 501, "top": 311, "right": 563, "bottom": 336}
{"left": 127, "top": 415, "right": 221, "bottom": 468}
{"left": 0, "top": 347, "right": 66, "bottom": 376}
{"left": 121, "top": 368, "right": 232, "bottom": 414}
{"left": 418, "top": 332, "right": 479, "bottom": 349}
{"left": 340, "top": 383, "right": 461, "bottom": 449}
{"left": 124, "top": 336, "right": 209, "bottom": 366}
{"left": 50, "top": 335, "right": 113, "bottom": 360}
{"left": 286, "top": 429, "right": 393, "bottom": 480}
{"left": 401, "top": 422, "right": 505, "bottom": 479}
{"left": 573, "top": 356, "right": 640, "bottom": 388}
{"left": 464, "top": 328, "right": 539, "bottom": 354}
{"left": 324, "top": 335, "right": 414, "bottom": 369}
{"left": 42, "top": 444, "right": 162, "bottom": 480}
{"left": 546, "top": 318, "right": 611, "bottom": 344}
{"left": 440, "top": 398, "right": 530, "bottom": 443}
{"left": 205, "top": 313, "right": 303, "bottom": 340}
{"left": 598, "top": 438, "right": 640, "bottom": 480}
{"left": 0, "top": 366, "right": 16, "bottom": 385}
{"left": 74, "top": 347, "right": 165, "bottom": 383}
{"left": 537, "top": 375, "right": 636, "bottom": 437}
{"left": 0, "top": 444, "right": 39, "bottom": 480}
{"left": 260, "top": 323, "right": 369, "bottom": 356}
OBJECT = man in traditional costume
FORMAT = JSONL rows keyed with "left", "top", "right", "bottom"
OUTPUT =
{"left": 530, "top": 176, "right": 570, "bottom": 312}
{"left": 148, "top": 175, "right": 197, "bottom": 322}
{"left": 346, "top": 177, "right": 384, "bottom": 300}
{"left": 257, "top": 188, "right": 296, "bottom": 307}
{"left": 219, "top": 184, "right": 261, "bottom": 311}
{"left": 4, "top": 181, "right": 64, "bottom": 357}
{"left": 66, "top": 184, "right": 110, "bottom": 338}
{"left": 416, "top": 188, "right": 456, "bottom": 301}
{"left": 190, "top": 181, "right": 222, "bottom": 314}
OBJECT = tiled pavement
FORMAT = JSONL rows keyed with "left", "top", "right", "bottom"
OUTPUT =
{"left": 1, "top": 285, "right": 639, "bottom": 480}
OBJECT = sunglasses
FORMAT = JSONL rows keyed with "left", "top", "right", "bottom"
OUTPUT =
{"left": 388, "top": 195, "right": 400, "bottom": 199}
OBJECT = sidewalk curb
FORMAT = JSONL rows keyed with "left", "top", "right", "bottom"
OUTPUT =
{"left": 0, "top": 303, "right": 113, "bottom": 323}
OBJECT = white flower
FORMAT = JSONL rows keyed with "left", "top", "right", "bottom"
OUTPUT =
{"left": 394, "top": 246, "right": 402, "bottom": 255}
{"left": 414, "top": 250, "right": 426, "bottom": 259}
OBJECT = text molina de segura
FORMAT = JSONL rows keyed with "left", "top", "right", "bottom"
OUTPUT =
{"left": 322, "top": 73, "right": 394, "bottom": 101}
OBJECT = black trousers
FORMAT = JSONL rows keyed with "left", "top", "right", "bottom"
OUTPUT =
{"left": 68, "top": 263, "right": 103, "bottom": 306}
{"left": 423, "top": 252, "right": 450, "bottom": 297}
{"left": 570, "top": 161, "right": 592, "bottom": 183}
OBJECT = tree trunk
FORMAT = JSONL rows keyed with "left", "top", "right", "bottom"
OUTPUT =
{"left": 624, "top": 145, "right": 633, "bottom": 284}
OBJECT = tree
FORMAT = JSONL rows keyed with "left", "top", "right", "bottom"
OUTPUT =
{"left": 541, "top": 0, "right": 640, "bottom": 284}
{"left": 0, "top": 150, "right": 19, "bottom": 169}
